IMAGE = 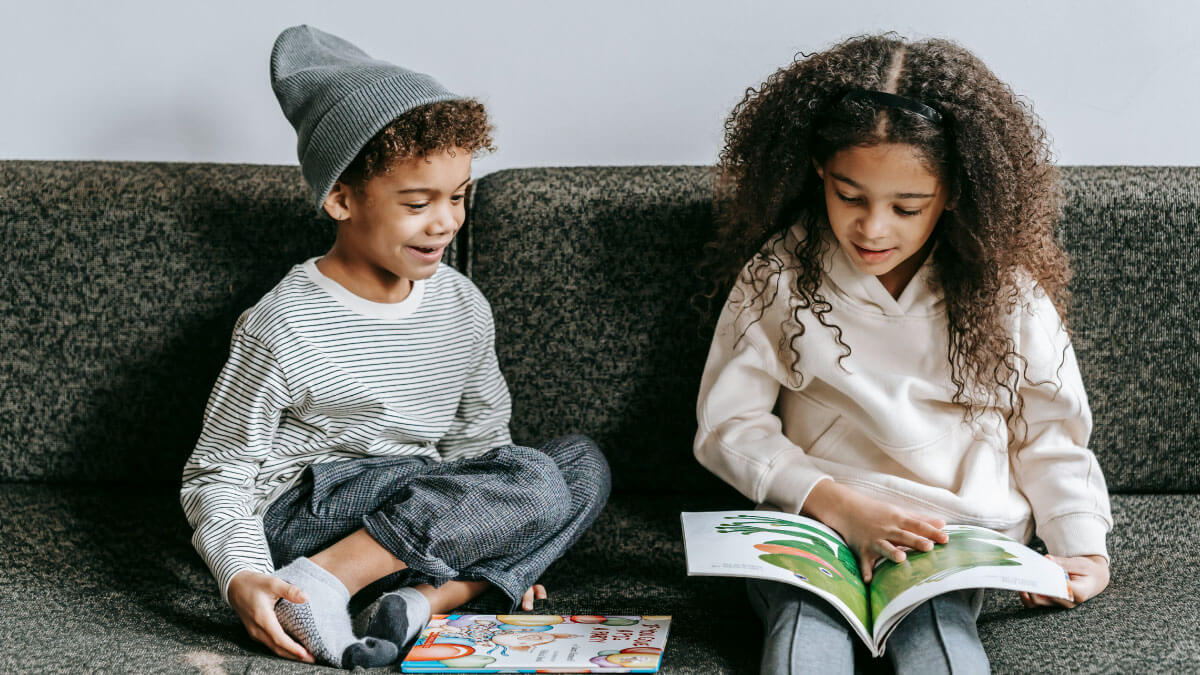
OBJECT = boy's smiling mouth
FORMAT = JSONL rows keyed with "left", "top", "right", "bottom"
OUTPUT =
{"left": 406, "top": 244, "right": 448, "bottom": 261}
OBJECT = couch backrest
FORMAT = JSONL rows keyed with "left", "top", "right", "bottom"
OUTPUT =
{"left": 467, "top": 166, "right": 1200, "bottom": 494}
{"left": 0, "top": 162, "right": 339, "bottom": 481}
{"left": 466, "top": 166, "right": 726, "bottom": 494}
{"left": 1055, "top": 167, "right": 1200, "bottom": 492}
{"left": 1, "top": 161, "right": 1196, "bottom": 493}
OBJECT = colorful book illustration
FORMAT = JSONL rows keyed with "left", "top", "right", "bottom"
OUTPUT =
{"left": 400, "top": 614, "right": 671, "bottom": 673}
{"left": 682, "top": 511, "right": 1070, "bottom": 656}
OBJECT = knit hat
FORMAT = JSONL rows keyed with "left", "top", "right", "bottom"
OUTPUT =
{"left": 270, "top": 25, "right": 460, "bottom": 212}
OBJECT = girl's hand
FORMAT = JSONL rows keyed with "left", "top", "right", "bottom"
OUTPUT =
{"left": 1020, "top": 554, "right": 1109, "bottom": 609}
{"left": 520, "top": 584, "right": 548, "bottom": 611}
{"left": 803, "top": 480, "right": 948, "bottom": 582}
{"left": 227, "top": 570, "right": 314, "bottom": 663}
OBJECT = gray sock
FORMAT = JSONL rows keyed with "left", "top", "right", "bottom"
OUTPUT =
{"left": 273, "top": 557, "right": 399, "bottom": 668}
{"left": 355, "top": 586, "right": 432, "bottom": 648}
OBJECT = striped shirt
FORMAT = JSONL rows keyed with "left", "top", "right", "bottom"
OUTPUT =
{"left": 180, "top": 259, "right": 512, "bottom": 601}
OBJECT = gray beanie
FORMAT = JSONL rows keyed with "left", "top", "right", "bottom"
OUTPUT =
{"left": 270, "top": 25, "right": 460, "bottom": 212}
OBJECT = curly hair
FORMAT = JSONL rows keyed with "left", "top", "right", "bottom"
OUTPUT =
{"left": 701, "top": 34, "right": 1069, "bottom": 430}
{"left": 339, "top": 99, "right": 496, "bottom": 188}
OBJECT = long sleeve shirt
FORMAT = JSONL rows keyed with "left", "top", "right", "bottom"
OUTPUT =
{"left": 181, "top": 259, "right": 512, "bottom": 602}
{"left": 694, "top": 229, "right": 1111, "bottom": 560}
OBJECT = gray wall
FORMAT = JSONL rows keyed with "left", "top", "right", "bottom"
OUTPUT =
{"left": 2, "top": 0, "right": 1197, "bottom": 175}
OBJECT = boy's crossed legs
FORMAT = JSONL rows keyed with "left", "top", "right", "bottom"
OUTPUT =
{"left": 261, "top": 435, "right": 610, "bottom": 668}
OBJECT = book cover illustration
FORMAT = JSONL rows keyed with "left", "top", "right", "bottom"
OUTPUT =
{"left": 401, "top": 614, "right": 672, "bottom": 673}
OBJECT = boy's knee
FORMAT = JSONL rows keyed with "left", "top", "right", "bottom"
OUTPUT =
{"left": 574, "top": 441, "right": 612, "bottom": 508}
{"left": 503, "top": 447, "right": 572, "bottom": 527}
{"left": 541, "top": 434, "right": 612, "bottom": 498}
{"left": 541, "top": 433, "right": 598, "bottom": 462}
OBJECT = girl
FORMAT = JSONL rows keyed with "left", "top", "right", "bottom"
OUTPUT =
{"left": 694, "top": 34, "right": 1111, "bottom": 673}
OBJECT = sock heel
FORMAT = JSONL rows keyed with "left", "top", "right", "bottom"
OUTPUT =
{"left": 341, "top": 636, "right": 399, "bottom": 669}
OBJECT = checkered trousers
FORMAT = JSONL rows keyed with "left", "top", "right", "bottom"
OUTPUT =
{"left": 262, "top": 434, "right": 610, "bottom": 611}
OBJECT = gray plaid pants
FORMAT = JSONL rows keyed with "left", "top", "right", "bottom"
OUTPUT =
{"left": 263, "top": 434, "right": 610, "bottom": 611}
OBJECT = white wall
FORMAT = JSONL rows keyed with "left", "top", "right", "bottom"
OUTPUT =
{"left": 2, "top": 0, "right": 1197, "bottom": 176}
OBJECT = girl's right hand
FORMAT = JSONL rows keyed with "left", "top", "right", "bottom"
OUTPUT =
{"left": 803, "top": 480, "right": 948, "bottom": 582}
{"left": 227, "top": 570, "right": 314, "bottom": 663}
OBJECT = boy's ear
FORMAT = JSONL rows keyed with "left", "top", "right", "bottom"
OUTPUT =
{"left": 323, "top": 182, "right": 353, "bottom": 221}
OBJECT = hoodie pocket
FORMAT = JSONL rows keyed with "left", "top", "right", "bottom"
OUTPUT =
{"left": 802, "top": 415, "right": 854, "bottom": 461}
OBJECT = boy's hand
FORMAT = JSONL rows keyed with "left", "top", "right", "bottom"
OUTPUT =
{"left": 227, "top": 570, "right": 314, "bottom": 663}
{"left": 803, "top": 480, "right": 948, "bottom": 582}
{"left": 520, "top": 584, "right": 548, "bottom": 611}
{"left": 1020, "top": 554, "right": 1109, "bottom": 609}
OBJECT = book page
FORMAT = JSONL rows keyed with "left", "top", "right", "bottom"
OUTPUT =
{"left": 401, "top": 614, "right": 671, "bottom": 673}
{"left": 869, "top": 525, "right": 1071, "bottom": 648}
{"left": 681, "top": 511, "right": 872, "bottom": 644}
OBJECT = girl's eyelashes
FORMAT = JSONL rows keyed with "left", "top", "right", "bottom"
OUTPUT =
{"left": 405, "top": 202, "right": 430, "bottom": 210}
{"left": 835, "top": 191, "right": 923, "bottom": 217}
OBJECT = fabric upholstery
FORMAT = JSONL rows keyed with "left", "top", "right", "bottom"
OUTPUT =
{"left": 1, "top": 161, "right": 1197, "bottom": 672}
{"left": 0, "top": 485, "right": 1195, "bottom": 673}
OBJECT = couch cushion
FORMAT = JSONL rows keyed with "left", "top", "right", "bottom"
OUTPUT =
{"left": 0, "top": 484, "right": 1194, "bottom": 673}
{"left": 467, "top": 166, "right": 1200, "bottom": 493}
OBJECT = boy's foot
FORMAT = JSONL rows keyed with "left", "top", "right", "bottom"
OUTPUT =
{"left": 356, "top": 586, "right": 432, "bottom": 648}
{"left": 273, "top": 557, "right": 399, "bottom": 668}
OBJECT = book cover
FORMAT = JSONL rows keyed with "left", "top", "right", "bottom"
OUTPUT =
{"left": 682, "top": 510, "right": 1069, "bottom": 655}
{"left": 400, "top": 614, "right": 672, "bottom": 673}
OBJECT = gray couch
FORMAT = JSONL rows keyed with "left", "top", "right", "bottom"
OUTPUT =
{"left": 1, "top": 161, "right": 1197, "bottom": 673}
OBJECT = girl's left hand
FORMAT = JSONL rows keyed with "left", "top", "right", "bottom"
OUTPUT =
{"left": 520, "top": 584, "right": 548, "bottom": 610}
{"left": 1020, "top": 554, "right": 1109, "bottom": 609}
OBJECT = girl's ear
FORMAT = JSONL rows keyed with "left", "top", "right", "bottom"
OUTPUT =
{"left": 323, "top": 182, "right": 353, "bottom": 221}
{"left": 811, "top": 158, "right": 825, "bottom": 180}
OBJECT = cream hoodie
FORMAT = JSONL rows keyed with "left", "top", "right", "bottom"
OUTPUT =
{"left": 694, "top": 228, "right": 1111, "bottom": 559}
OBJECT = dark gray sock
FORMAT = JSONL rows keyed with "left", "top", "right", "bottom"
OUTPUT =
{"left": 355, "top": 586, "right": 432, "bottom": 648}
{"left": 273, "top": 557, "right": 399, "bottom": 668}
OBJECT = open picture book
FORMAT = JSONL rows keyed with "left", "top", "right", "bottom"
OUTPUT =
{"left": 400, "top": 614, "right": 671, "bottom": 673}
{"left": 682, "top": 510, "right": 1070, "bottom": 656}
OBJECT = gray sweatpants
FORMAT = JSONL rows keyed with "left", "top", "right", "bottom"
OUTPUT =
{"left": 263, "top": 435, "right": 610, "bottom": 612}
{"left": 748, "top": 579, "right": 990, "bottom": 674}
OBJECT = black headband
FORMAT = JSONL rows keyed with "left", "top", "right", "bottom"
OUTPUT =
{"left": 838, "top": 88, "right": 944, "bottom": 125}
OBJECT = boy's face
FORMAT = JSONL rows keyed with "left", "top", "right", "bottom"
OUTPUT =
{"left": 326, "top": 147, "right": 471, "bottom": 289}
{"left": 815, "top": 143, "right": 948, "bottom": 298}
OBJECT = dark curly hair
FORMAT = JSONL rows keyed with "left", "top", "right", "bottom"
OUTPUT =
{"left": 701, "top": 34, "right": 1069, "bottom": 430}
{"left": 339, "top": 98, "right": 496, "bottom": 189}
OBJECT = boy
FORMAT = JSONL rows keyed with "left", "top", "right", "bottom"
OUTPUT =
{"left": 181, "top": 25, "right": 610, "bottom": 669}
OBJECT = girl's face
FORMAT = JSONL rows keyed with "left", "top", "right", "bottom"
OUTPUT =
{"left": 815, "top": 143, "right": 949, "bottom": 298}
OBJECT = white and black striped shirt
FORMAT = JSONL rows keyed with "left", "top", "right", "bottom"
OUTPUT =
{"left": 180, "top": 259, "right": 512, "bottom": 601}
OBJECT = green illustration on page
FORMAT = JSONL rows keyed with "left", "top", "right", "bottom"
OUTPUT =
{"left": 683, "top": 510, "right": 1070, "bottom": 656}
{"left": 718, "top": 515, "right": 1020, "bottom": 628}
{"left": 717, "top": 514, "right": 870, "bottom": 626}
{"left": 868, "top": 527, "right": 1018, "bottom": 623}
